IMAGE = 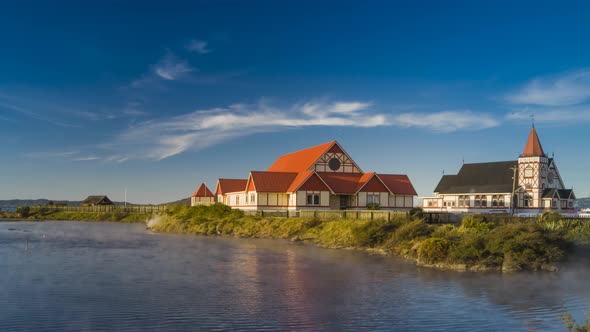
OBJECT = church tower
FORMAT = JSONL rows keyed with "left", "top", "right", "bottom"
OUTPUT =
{"left": 517, "top": 126, "right": 549, "bottom": 209}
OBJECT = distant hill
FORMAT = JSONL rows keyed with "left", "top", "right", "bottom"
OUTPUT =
{"left": 576, "top": 198, "right": 590, "bottom": 208}
{"left": 160, "top": 197, "right": 191, "bottom": 206}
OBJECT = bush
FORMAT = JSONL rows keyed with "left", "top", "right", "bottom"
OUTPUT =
{"left": 409, "top": 207, "right": 424, "bottom": 219}
{"left": 387, "top": 220, "right": 432, "bottom": 245}
{"left": 16, "top": 206, "right": 30, "bottom": 218}
{"left": 538, "top": 211, "right": 562, "bottom": 223}
{"left": 418, "top": 238, "right": 449, "bottom": 264}
{"left": 460, "top": 215, "right": 495, "bottom": 233}
{"left": 366, "top": 203, "right": 381, "bottom": 210}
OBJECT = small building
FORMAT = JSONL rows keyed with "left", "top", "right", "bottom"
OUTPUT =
{"left": 423, "top": 126, "right": 576, "bottom": 214}
{"left": 82, "top": 195, "right": 114, "bottom": 206}
{"left": 190, "top": 183, "right": 215, "bottom": 206}
{"left": 215, "top": 141, "right": 417, "bottom": 211}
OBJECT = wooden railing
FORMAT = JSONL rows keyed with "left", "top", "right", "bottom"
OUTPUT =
{"left": 29, "top": 205, "right": 168, "bottom": 213}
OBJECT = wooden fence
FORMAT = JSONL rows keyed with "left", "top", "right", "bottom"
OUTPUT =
{"left": 29, "top": 205, "right": 167, "bottom": 213}
{"left": 243, "top": 209, "right": 412, "bottom": 221}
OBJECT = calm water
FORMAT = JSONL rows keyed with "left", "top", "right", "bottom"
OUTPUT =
{"left": 1, "top": 221, "right": 589, "bottom": 331}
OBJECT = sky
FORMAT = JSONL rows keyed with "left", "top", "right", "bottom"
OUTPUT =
{"left": 1, "top": 0, "right": 590, "bottom": 203}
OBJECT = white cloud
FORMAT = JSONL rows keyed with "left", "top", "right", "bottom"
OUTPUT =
{"left": 508, "top": 69, "right": 590, "bottom": 106}
{"left": 72, "top": 156, "right": 101, "bottom": 162}
{"left": 392, "top": 110, "right": 500, "bottom": 132}
{"left": 106, "top": 100, "right": 387, "bottom": 160}
{"left": 153, "top": 53, "right": 194, "bottom": 80}
{"left": 506, "top": 107, "right": 590, "bottom": 123}
{"left": 185, "top": 39, "right": 211, "bottom": 54}
{"left": 101, "top": 101, "right": 502, "bottom": 161}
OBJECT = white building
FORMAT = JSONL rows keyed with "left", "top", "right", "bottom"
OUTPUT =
{"left": 423, "top": 126, "right": 576, "bottom": 214}
{"left": 190, "top": 183, "right": 215, "bottom": 206}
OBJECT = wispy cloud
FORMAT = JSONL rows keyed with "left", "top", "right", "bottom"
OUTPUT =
{"left": 392, "top": 110, "right": 500, "bottom": 132}
{"left": 508, "top": 69, "right": 590, "bottom": 106}
{"left": 100, "top": 100, "right": 500, "bottom": 161}
{"left": 153, "top": 53, "right": 194, "bottom": 80}
{"left": 506, "top": 107, "right": 590, "bottom": 123}
{"left": 72, "top": 156, "right": 101, "bottom": 162}
{"left": 185, "top": 39, "right": 211, "bottom": 54}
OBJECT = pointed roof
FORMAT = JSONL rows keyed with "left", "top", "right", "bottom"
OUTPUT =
{"left": 521, "top": 127, "right": 545, "bottom": 157}
{"left": 248, "top": 171, "right": 298, "bottom": 192}
{"left": 267, "top": 141, "right": 337, "bottom": 173}
{"left": 216, "top": 179, "right": 248, "bottom": 195}
{"left": 192, "top": 183, "right": 214, "bottom": 198}
{"left": 377, "top": 174, "right": 418, "bottom": 196}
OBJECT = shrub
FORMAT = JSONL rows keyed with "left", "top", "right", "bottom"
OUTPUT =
{"left": 418, "top": 238, "right": 449, "bottom": 264}
{"left": 409, "top": 207, "right": 424, "bottom": 219}
{"left": 16, "top": 206, "right": 30, "bottom": 218}
{"left": 366, "top": 203, "right": 381, "bottom": 210}
{"left": 538, "top": 211, "right": 562, "bottom": 224}
{"left": 387, "top": 220, "right": 432, "bottom": 245}
{"left": 460, "top": 215, "right": 494, "bottom": 233}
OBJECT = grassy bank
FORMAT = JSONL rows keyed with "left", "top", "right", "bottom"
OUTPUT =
{"left": 0, "top": 207, "right": 148, "bottom": 223}
{"left": 150, "top": 204, "right": 590, "bottom": 272}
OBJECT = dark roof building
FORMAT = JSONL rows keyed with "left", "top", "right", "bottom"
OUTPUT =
{"left": 82, "top": 195, "right": 113, "bottom": 206}
{"left": 424, "top": 127, "right": 575, "bottom": 214}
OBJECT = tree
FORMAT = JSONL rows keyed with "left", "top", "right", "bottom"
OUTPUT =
{"left": 16, "top": 206, "right": 30, "bottom": 218}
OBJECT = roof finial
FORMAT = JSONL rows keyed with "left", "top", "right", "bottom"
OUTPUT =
{"left": 531, "top": 113, "right": 535, "bottom": 128}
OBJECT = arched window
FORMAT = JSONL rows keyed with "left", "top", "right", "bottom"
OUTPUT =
{"left": 464, "top": 196, "right": 470, "bottom": 207}
{"left": 475, "top": 195, "right": 481, "bottom": 207}
{"left": 492, "top": 195, "right": 498, "bottom": 207}
{"left": 481, "top": 196, "right": 487, "bottom": 207}
{"left": 524, "top": 194, "right": 531, "bottom": 207}
{"left": 499, "top": 196, "right": 505, "bottom": 207}
{"left": 458, "top": 196, "right": 464, "bottom": 207}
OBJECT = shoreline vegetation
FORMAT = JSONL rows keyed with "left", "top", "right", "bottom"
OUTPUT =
{"left": 148, "top": 204, "right": 590, "bottom": 273}
{"left": 3, "top": 204, "right": 590, "bottom": 273}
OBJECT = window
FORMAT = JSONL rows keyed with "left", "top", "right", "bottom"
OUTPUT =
{"left": 245, "top": 194, "right": 248, "bottom": 204}
{"left": 464, "top": 196, "right": 470, "bottom": 207}
{"left": 498, "top": 196, "right": 505, "bottom": 207}
{"left": 552, "top": 199, "right": 557, "bottom": 208}
{"left": 250, "top": 193, "right": 256, "bottom": 204}
{"left": 481, "top": 196, "right": 487, "bottom": 207}
{"left": 524, "top": 166, "right": 533, "bottom": 178}
{"left": 428, "top": 201, "right": 433, "bottom": 207}
{"left": 492, "top": 195, "right": 498, "bottom": 207}
{"left": 569, "top": 201, "right": 574, "bottom": 208}
{"left": 307, "top": 193, "right": 320, "bottom": 205}
{"left": 475, "top": 196, "right": 481, "bottom": 207}
{"left": 236, "top": 196, "right": 240, "bottom": 205}
{"left": 561, "top": 200, "right": 567, "bottom": 209}
{"left": 458, "top": 196, "right": 464, "bottom": 207}
{"left": 367, "top": 193, "right": 380, "bottom": 205}
{"left": 524, "top": 195, "right": 531, "bottom": 207}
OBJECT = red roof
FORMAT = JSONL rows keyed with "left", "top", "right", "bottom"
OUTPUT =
{"left": 317, "top": 172, "right": 364, "bottom": 194}
{"left": 216, "top": 178, "right": 247, "bottom": 195}
{"left": 267, "top": 141, "right": 336, "bottom": 173}
{"left": 248, "top": 171, "right": 298, "bottom": 192}
{"left": 377, "top": 174, "right": 417, "bottom": 195}
{"left": 522, "top": 127, "right": 545, "bottom": 157}
{"left": 192, "top": 183, "right": 214, "bottom": 198}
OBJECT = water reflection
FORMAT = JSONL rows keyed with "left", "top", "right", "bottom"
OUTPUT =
{"left": 0, "top": 221, "right": 588, "bottom": 331}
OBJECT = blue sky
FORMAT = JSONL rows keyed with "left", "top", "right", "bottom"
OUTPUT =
{"left": 1, "top": 1, "right": 590, "bottom": 203}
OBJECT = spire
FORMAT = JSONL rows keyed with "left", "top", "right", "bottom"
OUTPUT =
{"left": 521, "top": 127, "right": 545, "bottom": 157}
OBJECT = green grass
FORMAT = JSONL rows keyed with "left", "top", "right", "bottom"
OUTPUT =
{"left": 3, "top": 207, "right": 149, "bottom": 223}
{"left": 151, "top": 204, "right": 590, "bottom": 272}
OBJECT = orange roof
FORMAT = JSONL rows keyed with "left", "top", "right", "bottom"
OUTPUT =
{"left": 248, "top": 171, "right": 298, "bottom": 192}
{"left": 317, "top": 172, "right": 364, "bottom": 194}
{"left": 377, "top": 174, "right": 417, "bottom": 195}
{"left": 521, "top": 127, "right": 545, "bottom": 157}
{"left": 267, "top": 141, "right": 336, "bottom": 173}
{"left": 192, "top": 183, "right": 214, "bottom": 198}
{"left": 286, "top": 170, "right": 316, "bottom": 193}
{"left": 216, "top": 178, "right": 247, "bottom": 194}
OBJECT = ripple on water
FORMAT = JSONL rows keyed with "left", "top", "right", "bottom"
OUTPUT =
{"left": 0, "top": 221, "right": 589, "bottom": 331}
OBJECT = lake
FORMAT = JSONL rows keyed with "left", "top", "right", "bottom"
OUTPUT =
{"left": 1, "top": 221, "right": 589, "bottom": 331}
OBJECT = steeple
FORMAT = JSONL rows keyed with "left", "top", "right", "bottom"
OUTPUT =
{"left": 521, "top": 126, "right": 545, "bottom": 157}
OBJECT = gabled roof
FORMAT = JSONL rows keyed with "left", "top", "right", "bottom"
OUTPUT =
{"left": 287, "top": 170, "right": 319, "bottom": 193}
{"left": 267, "top": 141, "right": 336, "bottom": 173}
{"left": 192, "top": 183, "right": 214, "bottom": 198}
{"left": 377, "top": 174, "right": 418, "bottom": 195}
{"left": 521, "top": 127, "right": 546, "bottom": 157}
{"left": 317, "top": 172, "right": 364, "bottom": 194}
{"left": 434, "top": 161, "right": 518, "bottom": 194}
{"left": 542, "top": 188, "right": 574, "bottom": 199}
{"left": 216, "top": 178, "right": 248, "bottom": 195}
{"left": 83, "top": 195, "right": 113, "bottom": 205}
{"left": 248, "top": 171, "right": 298, "bottom": 192}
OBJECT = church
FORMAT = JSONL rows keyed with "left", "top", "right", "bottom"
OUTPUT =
{"left": 422, "top": 127, "right": 576, "bottom": 214}
{"left": 212, "top": 141, "right": 417, "bottom": 211}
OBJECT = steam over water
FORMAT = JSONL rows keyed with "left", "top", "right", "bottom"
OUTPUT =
{"left": 1, "top": 221, "right": 589, "bottom": 331}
